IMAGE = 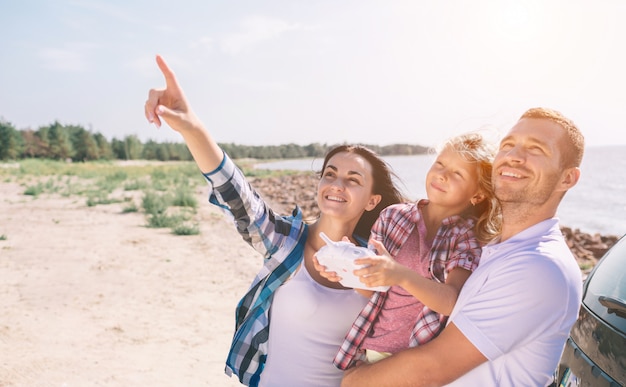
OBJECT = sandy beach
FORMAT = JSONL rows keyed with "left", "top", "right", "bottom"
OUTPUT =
{"left": 1, "top": 180, "right": 263, "bottom": 387}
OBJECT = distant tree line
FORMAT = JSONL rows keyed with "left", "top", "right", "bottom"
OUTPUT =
{"left": 0, "top": 118, "right": 430, "bottom": 162}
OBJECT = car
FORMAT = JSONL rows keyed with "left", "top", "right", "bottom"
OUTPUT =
{"left": 553, "top": 234, "right": 626, "bottom": 387}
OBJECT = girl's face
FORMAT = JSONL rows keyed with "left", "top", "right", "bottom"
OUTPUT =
{"left": 426, "top": 146, "right": 483, "bottom": 212}
{"left": 317, "top": 151, "right": 381, "bottom": 222}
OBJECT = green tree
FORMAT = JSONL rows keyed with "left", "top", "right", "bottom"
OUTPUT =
{"left": 35, "top": 126, "right": 51, "bottom": 158}
{"left": 304, "top": 143, "right": 327, "bottom": 158}
{"left": 141, "top": 140, "right": 159, "bottom": 160}
{"left": 93, "top": 133, "right": 113, "bottom": 160}
{"left": 123, "top": 135, "right": 143, "bottom": 160}
{"left": 47, "top": 122, "right": 74, "bottom": 160}
{"left": 0, "top": 119, "right": 23, "bottom": 160}
{"left": 154, "top": 145, "right": 170, "bottom": 161}
{"left": 20, "top": 129, "right": 42, "bottom": 158}
{"left": 166, "top": 143, "right": 192, "bottom": 161}
{"left": 68, "top": 125, "right": 99, "bottom": 161}
{"left": 110, "top": 135, "right": 142, "bottom": 160}
{"left": 111, "top": 138, "right": 125, "bottom": 160}
{"left": 281, "top": 143, "right": 306, "bottom": 158}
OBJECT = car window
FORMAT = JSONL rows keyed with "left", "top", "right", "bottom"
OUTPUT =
{"left": 583, "top": 235, "right": 626, "bottom": 333}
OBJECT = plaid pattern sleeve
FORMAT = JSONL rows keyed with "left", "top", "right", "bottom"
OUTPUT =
{"left": 205, "top": 152, "right": 291, "bottom": 260}
{"left": 429, "top": 216, "right": 481, "bottom": 283}
{"left": 370, "top": 203, "right": 421, "bottom": 256}
{"left": 203, "top": 152, "right": 308, "bottom": 386}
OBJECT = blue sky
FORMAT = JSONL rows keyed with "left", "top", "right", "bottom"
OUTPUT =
{"left": 1, "top": 0, "right": 625, "bottom": 148}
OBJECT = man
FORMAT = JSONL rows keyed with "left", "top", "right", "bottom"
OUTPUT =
{"left": 341, "top": 108, "right": 585, "bottom": 387}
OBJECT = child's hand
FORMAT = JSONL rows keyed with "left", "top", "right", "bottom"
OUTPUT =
{"left": 354, "top": 239, "right": 411, "bottom": 289}
{"left": 313, "top": 255, "right": 342, "bottom": 283}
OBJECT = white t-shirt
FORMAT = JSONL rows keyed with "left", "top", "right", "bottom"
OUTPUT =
{"left": 259, "top": 263, "right": 368, "bottom": 387}
{"left": 445, "top": 218, "right": 582, "bottom": 387}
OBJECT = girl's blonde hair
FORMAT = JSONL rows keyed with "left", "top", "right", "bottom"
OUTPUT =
{"left": 440, "top": 132, "right": 501, "bottom": 244}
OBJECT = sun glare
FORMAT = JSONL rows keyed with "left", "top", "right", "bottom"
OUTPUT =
{"left": 490, "top": 1, "right": 539, "bottom": 42}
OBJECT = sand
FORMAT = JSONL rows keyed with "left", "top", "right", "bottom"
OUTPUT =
{"left": 1, "top": 181, "right": 261, "bottom": 387}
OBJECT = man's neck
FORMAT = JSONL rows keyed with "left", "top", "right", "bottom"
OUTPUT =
{"left": 499, "top": 202, "right": 556, "bottom": 242}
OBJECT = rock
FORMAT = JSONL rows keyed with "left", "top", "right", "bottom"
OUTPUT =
{"left": 560, "top": 228, "right": 620, "bottom": 276}
{"left": 249, "top": 173, "right": 320, "bottom": 219}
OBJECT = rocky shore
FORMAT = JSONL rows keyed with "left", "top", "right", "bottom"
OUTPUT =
{"left": 249, "top": 173, "right": 621, "bottom": 276}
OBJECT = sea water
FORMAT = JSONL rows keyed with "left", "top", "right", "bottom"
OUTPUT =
{"left": 255, "top": 145, "right": 626, "bottom": 237}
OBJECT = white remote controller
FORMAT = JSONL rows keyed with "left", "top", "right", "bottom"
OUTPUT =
{"left": 316, "top": 232, "right": 390, "bottom": 292}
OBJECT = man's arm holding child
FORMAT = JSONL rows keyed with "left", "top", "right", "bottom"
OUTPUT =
{"left": 341, "top": 322, "right": 486, "bottom": 386}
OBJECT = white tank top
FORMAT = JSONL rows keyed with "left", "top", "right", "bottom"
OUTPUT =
{"left": 259, "top": 262, "right": 368, "bottom": 387}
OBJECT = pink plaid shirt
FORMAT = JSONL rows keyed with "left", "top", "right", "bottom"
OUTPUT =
{"left": 333, "top": 200, "right": 482, "bottom": 370}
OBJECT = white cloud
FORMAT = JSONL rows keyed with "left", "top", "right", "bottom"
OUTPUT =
{"left": 219, "top": 15, "right": 300, "bottom": 55}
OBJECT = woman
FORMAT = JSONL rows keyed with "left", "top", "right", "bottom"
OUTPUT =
{"left": 144, "top": 55, "right": 406, "bottom": 387}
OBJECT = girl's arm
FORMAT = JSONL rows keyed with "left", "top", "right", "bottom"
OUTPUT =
{"left": 354, "top": 239, "right": 471, "bottom": 315}
{"left": 392, "top": 265, "right": 470, "bottom": 315}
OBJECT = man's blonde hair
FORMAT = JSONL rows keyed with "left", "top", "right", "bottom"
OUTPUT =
{"left": 520, "top": 107, "right": 585, "bottom": 168}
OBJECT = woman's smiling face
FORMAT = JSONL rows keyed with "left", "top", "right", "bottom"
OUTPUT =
{"left": 317, "top": 151, "right": 380, "bottom": 222}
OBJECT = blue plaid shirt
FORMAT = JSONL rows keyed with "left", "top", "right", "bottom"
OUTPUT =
{"left": 203, "top": 153, "right": 308, "bottom": 386}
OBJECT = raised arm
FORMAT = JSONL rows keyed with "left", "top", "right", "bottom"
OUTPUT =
{"left": 144, "top": 54, "right": 222, "bottom": 173}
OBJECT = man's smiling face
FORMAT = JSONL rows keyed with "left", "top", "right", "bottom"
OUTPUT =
{"left": 493, "top": 117, "right": 567, "bottom": 206}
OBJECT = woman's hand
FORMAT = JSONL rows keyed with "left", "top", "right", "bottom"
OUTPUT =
{"left": 312, "top": 255, "right": 343, "bottom": 283}
{"left": 144, "top": 55, "right": 202, "bottom": 134}
{"left": 144, "top": 55, "right": 223, "bottom": 173}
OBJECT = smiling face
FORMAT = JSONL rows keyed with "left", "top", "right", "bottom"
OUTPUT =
{"left": 317, "top": 151, "right": 381, "bottom": 224}
{"left": 425, "top": 145, "right": 484, "bottom": 214}
{"left": 493, "top": 117, "right": 574, "bottom": 207}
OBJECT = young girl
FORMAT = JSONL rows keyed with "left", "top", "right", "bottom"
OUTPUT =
{"left": 323, "top": 132, "right": 501, "bottom": 369}
{"left": 144, "top": 55, "right": 407, "bottom": 387}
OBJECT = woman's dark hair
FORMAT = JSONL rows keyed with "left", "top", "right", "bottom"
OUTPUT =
{"left": 320, "top": 145, "right": 407, "bottom": 241}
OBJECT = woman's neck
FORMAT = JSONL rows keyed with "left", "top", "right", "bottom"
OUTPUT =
{"left": 308, "top": 220, "right": 357, "bottom": 249}
{"left": 304, "top": 221, "right": 354, "bottom": 289}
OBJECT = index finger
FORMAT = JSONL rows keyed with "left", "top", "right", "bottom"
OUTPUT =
{"left": 155, "top": 54, "right": 181, "bottom": 90}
